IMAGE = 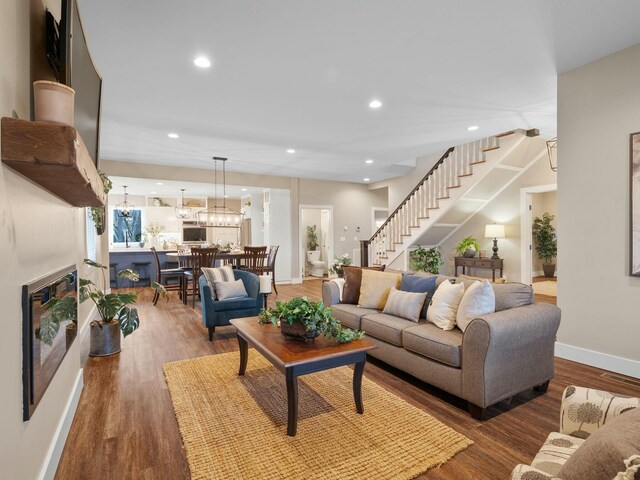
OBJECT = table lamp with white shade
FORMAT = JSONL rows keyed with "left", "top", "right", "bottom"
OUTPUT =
{"left": 485, "top": 224, "right": 506, "bottom": 259}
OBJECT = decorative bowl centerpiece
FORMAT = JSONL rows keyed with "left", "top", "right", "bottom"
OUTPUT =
{"left": 456, "top": 236, "right": 480, "bottom": 258}
{"left": 258, "top": 296, "right": 364, "bottom": 343}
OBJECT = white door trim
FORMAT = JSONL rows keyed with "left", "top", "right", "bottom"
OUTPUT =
{"left": 520, "top": 184, "right": 557, "bottom": 284}
{"left": 299, "top": 205, "right": 334, "bottom": 278}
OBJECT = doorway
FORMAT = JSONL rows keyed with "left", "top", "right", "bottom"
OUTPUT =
{"left": 299, "top": 205, "right": 334, "bottom": 278}
{"left": 520, "top": 184, "right": 557, "bottom": 298}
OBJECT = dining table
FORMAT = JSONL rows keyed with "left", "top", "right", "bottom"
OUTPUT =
{"left": 165, "top": 250, "right": 265, "bottom": 269}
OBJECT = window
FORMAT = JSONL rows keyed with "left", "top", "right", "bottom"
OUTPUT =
{"left": 86, "top": 208, "right": 97, "bottom": 261}
{"left": 112, "top": 210, "right": 142, "bottom": 243}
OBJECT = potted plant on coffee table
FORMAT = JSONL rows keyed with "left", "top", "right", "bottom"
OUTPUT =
{"left": 80, "top": 259, "right": 166, "bottom": 356}
{"left": 456, "top": 236, "right": 480, "bottom": 258}
{"left": 258, "top": 296, "right": 364, "bottom": 343}
{"left": 532, "top": 212, "right": 557, "bottom": 278}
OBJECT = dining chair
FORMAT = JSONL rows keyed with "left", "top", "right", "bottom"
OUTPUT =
{"left": 261, "top": 245, "right": 279, "bottom": 294}
{"left": 150, "top": 247, "right": 184, "bottom": 305}
{"left": 242, "top": 246, "right": 267, "bottom": 275}
{"left": 183, "top": 247, "right": 218, "bottom": 307}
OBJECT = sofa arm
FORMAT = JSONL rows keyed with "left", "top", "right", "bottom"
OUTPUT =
{"left": 322, "top": 280, "right": 341, "bottom": 306}
{"left": 462, "top": 303, "right": 561, "bottom": 408}
{"left": 559, "top": 385, "right": 640, "bottom": 438}
{"left": 510, "top": 464, "right": 559, "bottom": 480}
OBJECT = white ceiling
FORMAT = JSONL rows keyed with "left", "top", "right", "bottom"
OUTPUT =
{"left": 108, "top": 176, "right": 266, "bottom": 199}
{"left": 80, "top": 0, "right": 640, "bottom": 183}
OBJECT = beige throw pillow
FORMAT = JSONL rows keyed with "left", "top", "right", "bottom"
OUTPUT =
{"left": 358, "top": 270, "right": 402, "bottom": 310}
{"left": 456, "top": 280, "right": 496, "bottom": 332}
{"left": 426, "top": 280, "right": 465, "bottom": 330}
{"left": 382, "top": 288, "right": 428, "bottom": 322}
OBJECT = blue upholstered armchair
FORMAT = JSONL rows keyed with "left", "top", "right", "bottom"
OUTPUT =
{"left": 199, "top": 269, "right": 261, "bottom": 340}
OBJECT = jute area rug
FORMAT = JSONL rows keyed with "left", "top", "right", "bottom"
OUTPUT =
{"left": 164, "top": 350, "right": 472, "bottom": 480}
{"left": 533, "top": 280, "right": 557, "bottom": 297}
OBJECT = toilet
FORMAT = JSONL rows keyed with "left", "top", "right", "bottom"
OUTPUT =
{"left": 307, "top": 251, "right": 326, "bottom": 277}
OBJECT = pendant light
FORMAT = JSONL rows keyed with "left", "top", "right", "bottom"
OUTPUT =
{"left": 116, "top": 185, "right": 135, "bottom": 218}
{"left": 546, "top": 137, "right": 557, "bottom": 172}
{"left": 175, "top": 188, "right": 191, "bottom": 219}
{"left": 195, "top": 157, "right": 244, "bottom": 228}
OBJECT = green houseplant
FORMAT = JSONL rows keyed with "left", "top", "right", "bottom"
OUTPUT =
{"left": 89, "top": 171, "right": 112, "bottom": 235}
{"left": 409, "top": 246, "right": 444, "bottom": 274}
{"left": 306, "top": 225, "right": 319, "bottom": 251}
{"left": 328, "top": 253, "right": 352, "bottom": 277}
{"left": 456, "top": 236, "right": 480, "bottom": 258}
{"left": 258, "top": 296, "right": 364, "bottom": 343}
{"left": 532, "top": 212, "right": 557, "bottom": 278}
{"left": 80, "top": 259, "right": 166, "bottom": 356}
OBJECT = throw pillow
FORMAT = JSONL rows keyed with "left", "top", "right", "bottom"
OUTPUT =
{"left": 382, "top": 288, "right": 428, "bottom": 322}
{"left": 456, "top": 280, "right": 496, "bottom": 332}
{"left": 558, "top": 407, "right": 640, "bottom": 480}
{"left": 401, "top": 274, "right": 437, "bottom": 318}
{"left": 202, "top": 265, "right": 235, "bottom": 299}
{"left": 426, "top": 280, "right": 465, "bottom": 330}
{"left": 358, "top": 269, "right": 402, "bottom": 310}
{"left": 214, "top": 279, "right": 249, "bottom": 301}
{"left": 342, "top": 265, "right": 386, "bottom": 305}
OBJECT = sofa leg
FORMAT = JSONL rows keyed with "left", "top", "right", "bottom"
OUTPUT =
{"left": 534, "top": 380, "right": 550, "bottom": 393}
{"left": 208, "top": 326, "right": 215, "bottom": 341}
{"left": 468, "top": 402, "right": 486, "bottom": 421}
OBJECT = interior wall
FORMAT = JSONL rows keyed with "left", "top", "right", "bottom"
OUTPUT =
{"left": 301, "top": 208, "right": 322, "bottom": 275}
{"left": 557, "top": 42, "right": 640, "bottom": 372}
{"left": 531, "top": 191, "right": 557, "bottom": 275}
{"left": 438, "top": 155, "right": 557, "bottom": 281}
{"left": 0, "top": 0, "right": 107, "bottom": 477}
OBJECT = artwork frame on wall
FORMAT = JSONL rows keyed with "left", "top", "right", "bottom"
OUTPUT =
{"left": 630, "top": 132, "right": 640, "bottom": 276}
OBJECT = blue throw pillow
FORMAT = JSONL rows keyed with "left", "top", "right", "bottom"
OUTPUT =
{"left": 401, "top": 275, "right": 437, "bottom": 319}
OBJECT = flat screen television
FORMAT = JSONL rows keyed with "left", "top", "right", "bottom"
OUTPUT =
{"left": 60, "top": 0, "right": 102, "bottom": 166}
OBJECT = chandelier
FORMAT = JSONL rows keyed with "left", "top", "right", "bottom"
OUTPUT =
{"left": 175, "top": 188, "right": 192, "bottom": 219}
{"left": 546, "top": 137, "right": 557, "bottom": 172}
{"left": 116, "top": 185, "right": 135, "bottom": 218}
{"left": 195, "top": 157, "right": 244, "bottom": 228}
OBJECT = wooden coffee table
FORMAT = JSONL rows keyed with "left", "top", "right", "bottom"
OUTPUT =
{"left": 230, "top": 316, "right": 377, "bottom": 436}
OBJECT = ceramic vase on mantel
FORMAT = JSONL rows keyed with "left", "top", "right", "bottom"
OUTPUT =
{"left": 33, "top": 80, "right": 75, "bottom": 126}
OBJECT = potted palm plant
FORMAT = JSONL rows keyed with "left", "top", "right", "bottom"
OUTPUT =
{"left": 306, "top": 225, "right": 319, "bottom": 251}
{"left": 258, "top": 296, "right": 364, "bottom": 343}
{"left": 80, "top": 259, "right": 166, "bottom": 356}
{"left": 532, "top": 212, "right": 557, "bottom": 278}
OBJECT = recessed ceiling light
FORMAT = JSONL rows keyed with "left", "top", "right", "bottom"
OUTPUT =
{"left": 286, "top": 148, "right": 296, "bottom": 154}
{"left": 241, "top": 188, "right": 247, "bottom": 191}
{"left": 167, "top": 133, "right": 179, "bottom": 139}
{"left": 156, "top": 182, "right": 163, "bottom": 186}
{"left": 363, "top": 178, "right": 371, "bottom": 182}
{"left": 150, "top": 191, "right": 157, "bottom": 194}
{"left": 194, "top": 56, "right": 211, "bottom": 68}
{"left": 369, "top": 99, "right": 382, "bottom": 109}
{"left": 365, "top": 159, "right": 374, "bottom": 164}
{"left": 468, "top": 125, "right": 479, "bottom": 131}
{"left": 224, "top": 195, "right": 229, "bottom": 198}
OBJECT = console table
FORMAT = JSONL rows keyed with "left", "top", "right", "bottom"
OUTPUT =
{"left": 455, "top": 257, "right": 503, "bottom": 281}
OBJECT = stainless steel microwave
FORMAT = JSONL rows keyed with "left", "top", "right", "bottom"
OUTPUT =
{"left": 182, "top": 222, "right": 207, "bottom": 243}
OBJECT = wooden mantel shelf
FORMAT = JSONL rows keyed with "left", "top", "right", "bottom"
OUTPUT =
{"left": 1, "top": 117, "right": 106, "bottom": 207}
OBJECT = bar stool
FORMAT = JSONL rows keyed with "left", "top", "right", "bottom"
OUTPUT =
{"left": 132, "top": 261, "right": 151, "bottom": 286}
{"left": 109, "top": 263, "right": 118, "bottom": 288}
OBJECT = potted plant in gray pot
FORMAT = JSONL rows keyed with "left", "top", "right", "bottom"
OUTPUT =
{"left": 456, "top": 236, "right": 480, "bottom": 258}
{"left": 80, "top": 259, "right": 166, "bottom": 356}
{"left": 532, "top": 212, "right": 558, "bottom": 278}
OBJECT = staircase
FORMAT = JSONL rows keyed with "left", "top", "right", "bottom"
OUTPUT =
{"left": 362, "top": 129, "right": 546, "bottom": 269}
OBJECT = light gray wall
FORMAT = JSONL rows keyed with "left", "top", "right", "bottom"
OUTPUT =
{"left": 438, "top": 156, "right": 557, "bottom": 281}
{"left": 557, "top": 42, "right": 640, "bottom": 369}
{"left": 0, "top": 1, "right": 108, "bottom": 477}
{"left": 531, "top": 191, "right": 557, "bottom": 275}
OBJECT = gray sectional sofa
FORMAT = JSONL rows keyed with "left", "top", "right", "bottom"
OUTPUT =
{"left": 322, "top": 274, "right": 561, "bottom": 419}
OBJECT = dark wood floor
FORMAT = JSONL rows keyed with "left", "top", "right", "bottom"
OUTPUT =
{"left": 56, "top": 279, "right": 638, "bottom": 480}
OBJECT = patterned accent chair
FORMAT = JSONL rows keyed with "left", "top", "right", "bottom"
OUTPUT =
{"left": 199, "top": 269, "right": 261, "bottom": 341}
{"left": 511, "top": 385, "right": 640, "bottom": 479}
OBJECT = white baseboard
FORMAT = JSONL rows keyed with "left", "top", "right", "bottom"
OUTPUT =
{"left": 289, "top": 277, "right": 302, "bottom": 285}
{"left": 40, "top": 369, "right": 84, "bottom": 480}
{"left": 555, "top": 342, "right": 640, "bottom": 378}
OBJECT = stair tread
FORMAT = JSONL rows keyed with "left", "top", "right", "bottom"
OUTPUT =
{"left": 496, "top": 130, "right": 515, "bottom": 138}
{"left": 458, "top": 173, "right": 473, "bottom": 177}
{"left": 470, "top": 160, "right": 486, "bottom": 165}
{"left": 481, "top": 146, "right": 499, "bottom": 152}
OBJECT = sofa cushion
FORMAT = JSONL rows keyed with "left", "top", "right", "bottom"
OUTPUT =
{"left": 361, "top": 313, "right": 417, "bottom": 347}
{"left": 529, "top": 432, "right": 585, "bottom": 476}
{"left": 402, "top": 323, "right": 463, "bottom": 367}
{"left": 202, "top": 265, "right": 235, "bottom": 299}
{"left": 214, "top": 279, "right": 248, "bottom": 301}
{"left": 492, "top": 282, "right": 534, "bottom": 311}
{"left": 211, "top": 296, "right": 257, "bottom": 312}
{"left": 331, "top": 304, "right": 379, "bottom": 330}
{"left": 414, "top": 272, "right": 456, "bottom": 287}
{"left": 358, "top": 270, "right": 402, "bottom": 309}
{"left": 456, "top": 280, "right": 495, "bottom": 332}
{"left": 382, "top": 288, "right": 427, "bottom": 322}
{"left": 426, "top": 280, "right": 465, "bottom": 330}
{"left": 458, "top": 273, "right": 506, "bottom": 284}
{"left": 401, "top": 274, "right": 437, "bottom": 318}
{"left": 341, "top": 266, "right": 385, "bottom": 305}
{"left": 558, "top": 406, "right": 640, "bottom": 480}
